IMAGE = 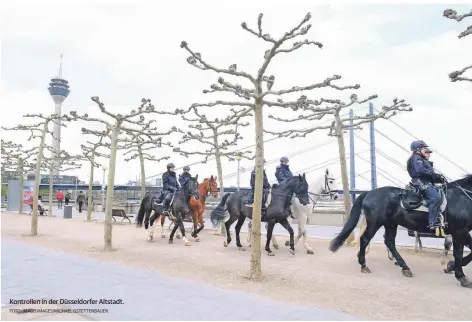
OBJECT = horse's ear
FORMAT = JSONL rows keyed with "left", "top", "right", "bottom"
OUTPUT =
{"left": 214, "top": 176, "right": 217, "bottom": 181}
{"left": 195, "top": 174, "right": 199, "bottom": 180}
{"left": 210, "top": 175, "right": 214, "bottom": 180}
{"left": 303, "top": 172, "right": 306, "bottom": 179}
{"left": 325, "top": 169, "right": 329, "bottom": 175}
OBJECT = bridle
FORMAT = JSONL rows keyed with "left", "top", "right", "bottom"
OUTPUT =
{"left": 307, "top": 173, "right": 337, "bottom": 210}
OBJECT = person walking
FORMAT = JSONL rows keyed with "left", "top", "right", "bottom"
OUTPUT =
{"left": 65, "top": 192, "right": 71, "bottom": 205}
{"left": 56, "top": 190, "right": 64, "bottom": 209}
{"left": 76, "top": 191, "right": 86, "bottom": 213}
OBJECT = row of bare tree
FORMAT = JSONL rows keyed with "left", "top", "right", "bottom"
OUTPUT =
{"left": 1, "top": 8, "right": 469, "bottom": 279}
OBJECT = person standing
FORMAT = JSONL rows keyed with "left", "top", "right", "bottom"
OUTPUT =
{"left": 56, "top": 190, "right": 64, "bottom": 209}
{"left": 65, "top": 192, "right": 71, "bottom": 205}
{"left": 76, "top": 191, "right": 86, "bottom": 213}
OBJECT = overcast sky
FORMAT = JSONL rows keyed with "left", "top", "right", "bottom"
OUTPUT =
{"left": 1, "top": 1, "right": 471, "bottom": 190}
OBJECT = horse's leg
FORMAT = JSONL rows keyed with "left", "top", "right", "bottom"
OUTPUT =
{"left": 223, "top": 216, "right": 237, "bottom": 248}
{"left": 298, "top": 210, "right": 313, "bottom": 255}
{"left": 168, "top": 216, "right": 179, "bottom": 244}
{"left": 384, "top": 224, "right": 413, "bottom": 277}
{"left": 246, "top": 220, "right": 253, "bottom": 246}
{"left": 279, "top": 218, "right": 295, "bottom": 255}
{"left": 355, "top": 216, "right": 371, "bottom": 253}
{"left": 148, "top": 211, "right": 158, "bottom": 242}
{"left": 445, "top": 234, "right": 472, "bottom": 275}
{"left": 177, "top": 216, "right": 191, "bottom": 246}
{"left": 441, "top": 234, "right": 453, "bottom": 267}
{"left": 265, "top": 220, "right": 276, "bottom": 256}
{"left": 160, "top": 215, "right": 166, "bottom": 238}
{"left": 234, "top": 215, "right": 247, "bottom": 251}
{"left": 190, "top": 210, "right": 199, "bottom": 241}
{"left": 265, "top": 222, "right": 279, "bottom": 250}
{"left": 196, "top": 211, "right": 205, "bottom": 235}
{"left": 451, "top": 233, "right": 472, "bottom": 287}
{"left": 357, "top": 219, "right": 379, "bottom": 274}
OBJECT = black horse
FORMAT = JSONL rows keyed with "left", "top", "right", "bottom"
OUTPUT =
{"left": 136, "top": 175, "right": 199, "bottom": 246}
{"left": 223, "top": 174, "right": 309, "bottom": 255}
{"left": 329, "top": 175, "right": 472, "bottom": 288}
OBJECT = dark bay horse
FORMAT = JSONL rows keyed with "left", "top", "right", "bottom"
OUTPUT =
{"left": 223, "top": 174, "right": 309, "bottom": 255}
{"left": 329, "top": 175, "right": 472, "bottom": 288}
{"left": 136, "top": 175, "right": 199, "bottom": 246}
{"left": 158, "top": 176, "right": 218, "bottom": 242}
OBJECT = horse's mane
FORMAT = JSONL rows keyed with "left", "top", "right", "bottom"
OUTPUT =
{"left": 450, "top": 174, "right": 472, "bottom": 187}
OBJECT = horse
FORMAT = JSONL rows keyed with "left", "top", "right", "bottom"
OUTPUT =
{"left": 329, "top": 174, "right": 472, "bottom": 288}
{"left": 158, "top": 176, "right": 218, "bottom": 242}
{"left": 249, "top": 169, "right": 338, "bottom": 255}
{"left": 136, "top": 175, "right": 200, "bottom": 246}
{"left": 222, "top": 174, "right": 310, "bottom": 256}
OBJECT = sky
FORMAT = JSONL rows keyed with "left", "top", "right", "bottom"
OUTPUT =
{"left": 1, "top": 0, "right": 471, "bottom": 191}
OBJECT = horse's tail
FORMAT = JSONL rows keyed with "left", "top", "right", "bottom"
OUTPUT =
{"left": 329, "top": 191, "right": 368, "bottom": 252}
{"left": 219, "top": 193, "right": 230, "bottom": 207}
{"left": 136, "top": 198, "right": 146, "bottom": 228}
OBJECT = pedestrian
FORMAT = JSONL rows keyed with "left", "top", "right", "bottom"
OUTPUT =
{"left": 56, "top": 190, "right": 64, "bottom": 209}
{"left": 65, "top": 192, "right": 71, "bottom": 205}
{"left": 76, "top": 191, "right": 86, "bottom": 213}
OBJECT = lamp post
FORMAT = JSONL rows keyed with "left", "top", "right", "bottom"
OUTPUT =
{"left": 101, "top": 164, "right": 107, "bottom": 212}
{"left": 236, "top": 152, "right": 242, "bottom": 191}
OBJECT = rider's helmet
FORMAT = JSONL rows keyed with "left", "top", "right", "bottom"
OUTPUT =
{"left": 183, "top": 166, "right": 190, "bottom": 172}
{"left": 280, "top": 157, "right": 289, "bottom": 163}
{"left": 167, "top": 162, "right": 175, "bottom": 170}
{"left": 410, "top": 140, "right": 432, "bottom": 153}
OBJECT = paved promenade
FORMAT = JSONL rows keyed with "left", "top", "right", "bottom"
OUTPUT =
{"left": 1, "top": 239, "right": 356, "bottom": 321}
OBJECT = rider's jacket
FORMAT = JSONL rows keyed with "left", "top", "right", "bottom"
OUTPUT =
{"left": 275, "top": 164, "right": 293, "bottom": 184}
{"left": 250, "top": 169, "right": 271, "bottom": 190}
{"left": 162, "top": 171, "right": 179, "bottom": 193}
{"left": 178, "top": 172, "right": 191, "bottom": 187}
{"left": 407, "top": 152, "right": 437, "bottom": 189}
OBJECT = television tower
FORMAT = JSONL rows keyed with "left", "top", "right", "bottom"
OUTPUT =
{"left": 48, "top": 54, "right": 70, "bottom": 175}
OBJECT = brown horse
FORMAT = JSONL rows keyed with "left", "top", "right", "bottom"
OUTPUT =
{"left": 159, "top": 176, "right": 218, "bottom": 241}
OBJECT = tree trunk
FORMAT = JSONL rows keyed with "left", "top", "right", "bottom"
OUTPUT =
{"left": 250, "top": 100, "right": 264, "bottom": 280}
{"left": 213, "top": 131, "right": 226, "bottom": 235}
{"left": 48, "top": 169, "right": 53, "bottom": 216}
{"left": 31, "top": 123, "right": 48, "bottom": 236}
{"left": 87, "top": 153, "right": 95, "bottom": 221}
{"left": 334, "top": 112, "right": 355, "bottom": 244}
{"left": 139, "top": 146, "right": 146, "bottom": 199}
{"left": 19, "top": 164, "right": 24, "bottom": 215}
{"left": 104, "top": 124, "right": 118, "bottom": 251}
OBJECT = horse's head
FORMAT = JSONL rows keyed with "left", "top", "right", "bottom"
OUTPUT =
{"left": 206, "top": 176, "right": 218, "bottom": 198}
{"left": 292, "top": 173, "right": 310, "bottom": 206}
{"left": 185, "top": 175, "right": 200, "bottom": 200}
{"left": 323, "top": 169, "right": 338, "bottom": 200}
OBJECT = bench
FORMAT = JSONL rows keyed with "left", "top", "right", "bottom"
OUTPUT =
{"left": 112, "top": 208, "right": 134, "bottom": 224}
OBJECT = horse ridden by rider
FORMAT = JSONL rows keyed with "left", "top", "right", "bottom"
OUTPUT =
{"left": 329, "top": 139, "right": 472, "bottom": 288}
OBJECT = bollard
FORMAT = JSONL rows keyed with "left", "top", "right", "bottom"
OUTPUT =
{"left": 64, "top": 205, "right": 73, "bottom": 219}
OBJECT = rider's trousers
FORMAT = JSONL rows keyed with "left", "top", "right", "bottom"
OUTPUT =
{"left": 423, "top": 186, "right": 442, "bottom": 226}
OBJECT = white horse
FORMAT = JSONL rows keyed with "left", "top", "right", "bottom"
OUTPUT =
{"left": 247, "top": 169, "right": 339, "bottom": 254}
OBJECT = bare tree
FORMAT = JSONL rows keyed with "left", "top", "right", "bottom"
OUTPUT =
{"left": 70, "top": 97, "right": 183, "bottom": 251}
{"left": 443, "top": 9, "right": 472, "bottom": 82}
{"left": 80, "top": 133, "right": 110, "bottom": 221}
{"left": 120, "top": 130, "right": 175, "bottom": 198}
{"left": 40, "top": 146, "right": 82, "bottom": 217}
{"left": 1, "top": 140, "right": 36, "bottom": 214}
{"left": 2, "top": 113, "right": 71, "bottom": 235}
{"left": 174, "top": 106, "right": 253, "bottom": 200}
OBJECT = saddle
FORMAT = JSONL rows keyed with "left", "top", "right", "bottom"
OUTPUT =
{"left": 400, "top": 183, "right": 447, "bottom": 213}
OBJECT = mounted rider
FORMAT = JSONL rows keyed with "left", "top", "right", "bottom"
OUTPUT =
{"left": 406, "top": 140, "right": 445, "bottom": 230}
{"left": 247, "top": 160, "right": 271, "bottom": 207}
{"left": 160, "top": 162, "right": 180, "bottom": 213}
{"left": 178, "top": 166, "right": 192, "bottom": 187}
{"left": 275, "top": 157, "right": 293, "bottom": 184}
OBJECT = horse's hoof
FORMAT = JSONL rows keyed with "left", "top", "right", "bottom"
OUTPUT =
{"left": 184, "top": 242, "right": 192, "bottom": 247}
{"left": 176, "top": 235, "right": 181, "bottom": 239}
{"left": 285, "top": 241, "right": 289, "bottom": 247}
{"left": 444, "top": 260, "right": 455, "bottom": 274}
{"left": 306, "top": 249, "right": 314, "bottom": 255}
{"left": 195, "top": 237, "right": 200, "bottom": 242}
{"left": 361, "top": 266, "right": 371, "bottom": 274}
{"left": 161, "top": 235, "right": 166, "bottom": 239}
{"left": 168, "top": 239, "right": 173, "bottom": 244}
{"left": 459, "top": 276, "right": 472, "bottom": 288}
{"left": 223, "top": 241, "right": 228, "bottom": 247}
{"left": 288, "top": 249, "right": 295, "bottom": 256}
{"left": 402, "top": 268, "right": 413, "bottom": 277}
{"left": 273, "top": 244, "right": 279, "bottom": 250}
{"left": 238, "top": 247, "right": 246, "bottom": 251}
{"left": 267, "top": 251, "right": 275, "bottom": 256}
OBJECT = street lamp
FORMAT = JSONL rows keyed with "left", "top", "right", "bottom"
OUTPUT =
{"left": 101, "top": 164, "right": 107, "bottom": 212}
{"left": 235, "top": 152, "right": 242, "bottom": 191}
